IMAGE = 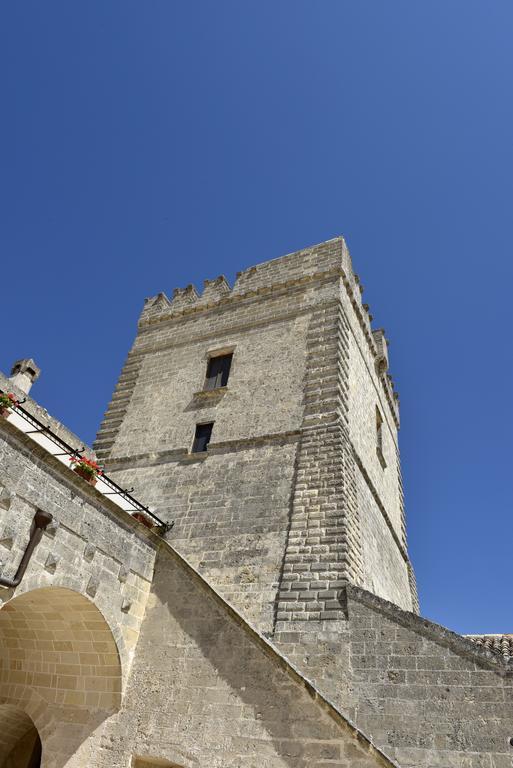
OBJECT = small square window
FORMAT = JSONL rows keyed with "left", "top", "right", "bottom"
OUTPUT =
{"left": 204, "top": 354, "right": 232, "bottom": 391}
{"left": 192, "top": 422, "right": 214, "bottom": 453}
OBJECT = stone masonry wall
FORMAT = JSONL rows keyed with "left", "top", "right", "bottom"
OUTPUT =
{"left": 0, "top": 413, "right": 162, "bottom": 767}
{"left": 102, "top": 440, "right": 298, "bottom": 632}
{"left": 274, "top": 585, "right": 513, "bottom": 768}
{"left": 0, "top": 416, "right": 157, "bottom": 679}
{"left": 340, "top": 266, "right": 411, "bottom": 611}
{"left": 356, "top": 470, "right": 411, "bottom": 609}
{"left": 345, "top": 303, "right": 402, "bottom": 540}
{"left": 274, "top": 301, "right": 363, "bottom": 624}
{"left": 95, "top": 544, "right": 396, "bottom": 768}
{"left": 96, "top": 237, "right": 417, "bottom": 629}
{"left": 0, "top": 405, "right": 397, "bottom": 768}
{"left": 99, "top": 282, "right": 323, "bottom": 633}
{"left": 106, "top": 311, "right": 310, "bottom": 457}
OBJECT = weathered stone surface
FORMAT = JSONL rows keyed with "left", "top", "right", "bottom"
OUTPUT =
{"left": 83, "top": 542, "right": 96, "bottom": 561}
{"left": 0, "top": 415, "right": 157, "bottom": 678}
{"left": 97, "top": 236, "right": 416, "bottom": 633}
{"left": 44, "top": 551, "right": 60, "bottom": 573}
{"left": 0, "top": 482, "right": 13, "bottom": 511}
{"left": 97, "top": 546, "right": 396, "bottom": 768}
{"left": 274, "top": 586, "right": 513, "bottom": 768}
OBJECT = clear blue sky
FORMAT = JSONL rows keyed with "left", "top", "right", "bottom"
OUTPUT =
{"left": 1, "top": 1, "right": 512, "bottom": 634}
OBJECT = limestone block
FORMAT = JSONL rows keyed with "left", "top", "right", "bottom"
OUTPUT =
{"left": 44, "top": 552, "right": 59, "bottom": 573}
{"left": 86, "top": 575, "right": 99, "bottom": 597}
{"left": 83, "top": 542, "right": 96, "bottom": 562}
{"left": 118, "top": 564, "right": 130, "bottom": 583}
{"left": 0, "top": 527, "right": 15, "bottom": 549}
{"left": 121, "top": 597, "right": 132, "bottom": 613}
{"left": 0, "top": 484, "right": 13, "bottom": 510}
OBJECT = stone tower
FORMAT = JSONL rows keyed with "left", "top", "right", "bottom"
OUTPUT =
{"left": 95, "top": 237, "right": 417, "bottom": 633}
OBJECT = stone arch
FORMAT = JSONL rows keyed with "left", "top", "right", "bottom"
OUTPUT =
{"left": 0, "top": 705, "right": 41, "bottom": 767}
{"left": 0, "top": 586, "right": 123, "bottom": 767}
{"left": 3, "top": 571, "right": 129, "bottom": 686}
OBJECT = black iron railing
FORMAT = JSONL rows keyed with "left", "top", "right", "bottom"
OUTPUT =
{"left": 0, "top": 389, "right": 172, "bottom": 535}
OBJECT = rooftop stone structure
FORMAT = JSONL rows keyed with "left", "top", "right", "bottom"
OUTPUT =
{"left": 95, "top": 236, "right": 417, "bottom": 634}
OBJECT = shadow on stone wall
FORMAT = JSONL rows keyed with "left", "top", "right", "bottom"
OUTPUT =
{"left": 121, "top": 547, "right": 384, "bottom": 768}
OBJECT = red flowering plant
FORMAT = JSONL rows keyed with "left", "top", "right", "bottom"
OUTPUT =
{"left": 0, "top": 393, "right": 19, "bottom": 410}
{"left": 68, "top": 455, "right": 103, "bottom": 480}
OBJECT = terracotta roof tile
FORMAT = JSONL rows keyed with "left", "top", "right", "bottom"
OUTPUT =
{"left": 466, "top": 634, "right": 513, "bottom": 658}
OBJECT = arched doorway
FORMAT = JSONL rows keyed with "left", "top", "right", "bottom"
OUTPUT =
{"left": 0, "top": 587, "right": 122, "bottom": 767}
{"left": 0, "top": 706, "right": 41, "bottom": 768}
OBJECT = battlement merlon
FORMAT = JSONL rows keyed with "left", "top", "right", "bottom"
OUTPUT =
{"left": 138, "top": 236, "right": 400, "bottom": 426}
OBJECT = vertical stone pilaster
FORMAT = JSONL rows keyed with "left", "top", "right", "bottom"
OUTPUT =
{"left": 408, "top": 562, "right": 420, "bottom": 614}
{"left": 94, "top": 351, "right": 142, "bottom": 460}
{"left": 275, "top": 300, "right": 363, "bottom": 626}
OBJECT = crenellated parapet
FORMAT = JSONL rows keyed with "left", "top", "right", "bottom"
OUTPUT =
{"left": 138, "top": 238, "right": 351, "bottom": 329}
{"left": 199, "top": 275, "right": 231, "bottom": 303}
{"left": 136, "top": 237, "right": 400, "bottom": 425}
{"left": 139, "top": 277, "right": 230, "bottom": 328}
{"left": 139, "top": 292, "right": 172, "bottom": 325}
{"left": 170, "top": 284, "right": 199, "bottom": 309}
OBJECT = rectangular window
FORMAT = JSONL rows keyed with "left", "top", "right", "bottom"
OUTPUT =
{"left": 376, "top": 407, "right": 383, "bottom": 451}
{"left": 192, "top": 422, "right": 214, "bottom": 453}
{"left": 204, "top": 353, "right": 232, "bottom": 391}
{"left": 376, "top": 407, "right": 387, "bottom": 468}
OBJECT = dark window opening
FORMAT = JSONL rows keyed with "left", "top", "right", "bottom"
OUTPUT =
{"left": 192, "top": 422, "right": 214, "bottom": 453}
{"left": 376, "top": 407, "right": 387, "bottom": 469}
{"left": 204, "top": 354, "right": 232, "bottom": 391}
{"left": 376, "top": 408, "right": 383, "bottom": 451}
